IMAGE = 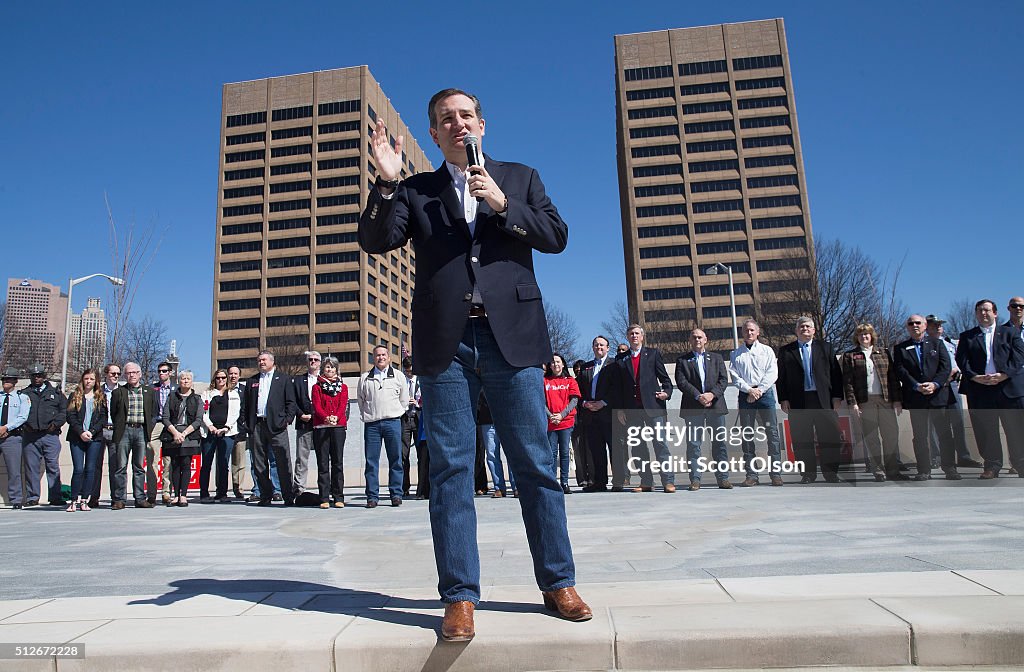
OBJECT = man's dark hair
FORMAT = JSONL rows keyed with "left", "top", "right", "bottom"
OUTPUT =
{"left": 402, "top": 357, "right": 413, "bottom": 369}
{"left": 427, "top": 88, "right": 483, "bottom": 129}
{"left": 158, "top": 361, "right": 172, "bottom": 371}
{"left": 975, "top": 299, "right": 997, "bottom": 312}
{"left": 592, "top": 335, "right": 610, "bottom": 347}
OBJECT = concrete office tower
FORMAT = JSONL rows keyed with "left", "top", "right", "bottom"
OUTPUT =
{"left": 68, "top": 297, "right": 107, "bottom": 372}
{"left": 615, "top": 19, "right": 815, "bottom": 355}
{"left": 3, "top": 278, "right": 69, "bottom": 373}
{"left": 212, "top": 66, "right": 432, "bottom": 377}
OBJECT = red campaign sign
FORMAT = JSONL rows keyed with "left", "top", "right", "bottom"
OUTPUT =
{"left": 781, "top": 415, "right": 854, "bottom": 463}
{"left": 143, "top": 454, "right": 203, "bottom": 490}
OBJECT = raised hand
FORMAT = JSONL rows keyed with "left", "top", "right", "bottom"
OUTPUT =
{"left": 369, "top": 118, "right": 404, "bottom": 183}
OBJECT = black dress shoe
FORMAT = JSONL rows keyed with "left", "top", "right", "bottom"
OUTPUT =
{"left": 957, "top": 458, "right": 983, "bottom": 469}
{"left": 888, "top": 472, "right": 910, "bottom": 481}
{"left": 272, "top": 493, "right": 283, "bottom": 501}
{"left": 391, "top": 497, "right": 402, "bottom": 507}
{"left": 200, "top": 497, "right": 215, "bottom": 504}
{"left": 24, "top": 500, "right": 39, "bottom": 508}
{"left": 823, "top": 474, "right": 840, "bottom": 483}
{"left": 944, "top": 471, "right": 962, "bottom": 481}
{"left": 913, "top": 473, "right": 931, "bottom": 481}
{"left": 582, "top": 484, "right": 607, "bottom": 492}
{"left": 12, "top": 504, "right": 22, "bottom": 509}
{"left": 799, "top": 476, "right": 816, "bottom": 484}
{"left": 561, "top": 484, "right": 572, "bottom": 494}
{"left": 366, "top": 500, "right": 378, "bottom": 509}
{"left": 87, "top": 498, "right": 100, "bottom": 508}
{"left": 257, "top": 499, "right": 272, "bottom": 507}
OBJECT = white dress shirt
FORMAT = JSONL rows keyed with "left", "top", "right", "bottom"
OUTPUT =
{"left": 729, "top": 340, "right": 778, "bottom": 393}
{"left": 981, "top": 324, "right": 997, "bottom": 375}
{"left": 257, "top": 370, "right": 274, "bottom": 417}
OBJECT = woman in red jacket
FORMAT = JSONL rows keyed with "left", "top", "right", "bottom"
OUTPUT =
{"left": 544, "top": 353, "right": 580, "bottom": 494}
{"left": 312, "top": 356, "right": 350, "bottom": 508}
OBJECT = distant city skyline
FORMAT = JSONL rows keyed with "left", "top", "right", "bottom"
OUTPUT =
{"left": 3, "top": 2, "right": 1022, "bottom": 374}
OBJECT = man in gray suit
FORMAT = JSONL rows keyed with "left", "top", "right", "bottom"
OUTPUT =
{"left": 675, "top": 329, "right": 732, "bottom": 490}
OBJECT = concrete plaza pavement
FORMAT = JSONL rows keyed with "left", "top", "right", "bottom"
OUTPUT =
{"left": 2, "top": 474, "right": 1024, "bottom": 670}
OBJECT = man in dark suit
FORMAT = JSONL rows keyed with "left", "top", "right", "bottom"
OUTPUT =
{"left": 616, "top": 324, "right": 676, "bottom": 493}
{"left": 578, "top": 335, "right": 624, "bottom": 492}
{"left": 358, "top": 88, "right": 589, "bottom": 641}
{"left": 776, "top": 317, "right": 844, "bottom": 483}
{"left": 955, "top": 299, "right": 1024, "bottom": 478}
{"left": 242, "top": 350, "right": 297, "bottom": 505}
{"left": 892, "top": 314, "right": 960, "bottom": 480}
{"left": 291, "top": 350, "right": 320, "bottom": 495}
{"left": 675, "top": 329, "right": 731, "bottom": 490}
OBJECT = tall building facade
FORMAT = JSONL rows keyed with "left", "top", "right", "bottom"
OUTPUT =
{"left": 615, "top": 19, "right": 814, "bottom": 355}
{"left": 212, "top": 66, "right": 432, "bottom": 377}
{"left": 3, "top": 278, "right": 68, "bottom": 372}
{"left": 69, "top": 297, "right": 107, "bottom": 372}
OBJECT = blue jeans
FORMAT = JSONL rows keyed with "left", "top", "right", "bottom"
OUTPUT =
{"left": 364, "top": 418, "right": 403, "bottom": 502}
{"left": 69, "top": 439, "right": 104, "bottom": 501}
{"left": 420, "top": 317, "right": 575, "bottom": 604}
{"left": 113, "top": 426, "right": 147, "bottom": 503}
{"left": 249, "top": 446, "right": 281, "bottom": 498}
{"left": 548, "top": 427, "right": 572, "bottom": 487}
{"left": 200, "top": 434, "right": 234, "bottom": 498}
{"left": 738, "top": 389, "right": 782, "bottom": 480}
{"left": 684, "top": 412, "right": 729, "bottom": 483}
{"left": 481, "top": 423, "right": 515, "bottom": 492}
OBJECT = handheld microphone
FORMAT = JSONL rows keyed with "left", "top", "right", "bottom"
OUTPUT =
{"left": 463, "top": 134, "right": 484, "bottom": 201}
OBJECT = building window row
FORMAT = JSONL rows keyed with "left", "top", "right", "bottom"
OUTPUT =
{"left": 267, "top": 255, "right": 309, "bottom": 269}
{"left": 644, "top": 286, "right": 694, "bottom": 301}
{"left": 318, "top": 99, "right": 360, "bottom": 116}
{"left": 625, "top": 86, "right": 675, "bottom": 101}
{"left": 750, "top": 194, "right": 801, "bottom": 210}
{"left": 318, "top": 139, "right": 359, "bottom": 152}
{"left": 318, "top": 213, "right": 359, "bottom": 226}
{"left": 272, "top": 105, "right": 313, "bottom": 121}
{"left": 224, "top": 185, "right": 264, "bottom": 199}
{"left": 267, "top": 294, "right": 309, "bottom": 308}
{"left": 316, "top": 271, "right": 359, "bottom": 284}
{"left": 227, "top": 132, "right": 264, "bottom": 146}
{"left": 222, "top": 222, "right": 262, "bottom": 236}
{"left": 733, "top": 54, "right": 783, "bottom": 71}
{"left": 685, "top": 139, "right": 736, "bottom": 153}
{"left": 318, "top": 175, "right": 359, "bottom": 189}
{"left": 319, "top": 120, "right": 360, "bottom": 135}
{"left": 693, "top": 219, "right": 745, "bottom": 234}
{"left": 745, "top": 154, "right": 795, "bottom": 169}
{"left": 220, "top": 279, "right": 260, "bottom": 293}
{"left": 316, "top": 290, "right": 359, "bottom": 304}
{"left": 629, "top": 124, "right": 678, "bottom": 139}
{"left": 703, "top": 304, "right": 754, "bottom": 319}
{"left": 696, "top": 240, "right": 747, "bottom": 255}
{"left": 684, "top": 119, "right": 734, "bottom": 134}
{"left": 317, "top": 232, "right": 358, "bottom": 246}
{"left": 631, "top": 143, "right": 681, "bottom": 158}
{"left": 317, "top": 331, "right": 360, "bottom": 344}
{"left": 680, "top": 81, "right": 729, "bottom": 96}
{"left": 683, "top": 100, "right": 732, "bottom": 115}
{"left": 757, "top": 257, "right": 808, "bottom": 272}
{"left": 224, "top": 167, "right": 264, "bottom": 181}
{"left": 627, "top": 105, "right": 676, "bottom": 120}
{"left": 637, "top": 223, "right": 688, "bottom": 238}
{"left": 220, "top": 298, "right": 260, "bottom": 311}
{"left": 225, "top": 149, "right": 264, "bottom": 163}
{"left": 267, "top": 236, "right": 309, "bottom": 250}
{"left": 737, "top": 95, "right": 788, "bottom": 110}
{"left": 634, "top": 183, "right": 685, "bottom": 198}
{"left": 645, "top": 308, "right": 696, "bottom": 322}
{"left": 219, "top": 318, "right": 259, "bottom": 330}
{"left": 624, "top": 65, "right": 672, "bottom": 81}
{"left": 735, "top": 76, "right": 786, "bottom": 91}
{"left": 740, "top": 114, "right": 790, "bottom": 130}
{"left": 639, "top": 244, "right": 690, "bottom": 259}
{"left": 747, "top": 174, "right": 799, "bottom": 189}
{"left": 318, "top": 157, "right": 359, "bottom": 170}
{"left": 688, "top": 159, "right": 739, "bottom": 174}
{"left": 267, "top": 275, "right": 310, "bottom": 288}
{"left": 226, "top": 111, "right": 266, "bottom": 128}
{"left": 679, "top": 59, "right": 727, "bottom": 76}
{"left": 219, "top": 338, "right": 259, "bottom": 351}
{"left": 636, "top": 204, "right": 685, "bottom": 219}
{"left": 690, "top": 179, "right": 740, "bottom": 193}
{"left": 317, "top": 194, "right": 359, "bottom": 208}
{"left": 269, "top": 217, "right": 310, "bottom": 231}
{"left": 702, "top": 282, "right": 752, "bottom": 297}
{"left": 271, "top": 126, "right": 312, "bottom": 140}
{"left": 316, "top": 311, "right": 358, "bottom": 324}
{"left": 691, "top": 199, "right": 742, "bottom": 214}
{"left": 641, "top": 266, "right": 692, "bottom": 280}
{"left": 316, "top": 252, "right": 359, "bottom": 265}
{"left": 633, "top": 164, "right": 682, "bottom": 178}
{"left": 267, "top": 314, "right": 308, "bottom": 327}
{"left": 269, "top": 199, "right": 310, "bottom": 213}
{"left": 221, "top": 260, "right": 261, "bottom": 274}
{"left": 270, "top": 180, "right": 310, "bottom": 194}
{"left": 223, "top": 204, "right": 262, "bottom": 218}
{"left": 742, "top": 134, "right": 792, "bottom": 149}
{"left": 270, "top": 144, "right": 311, "bottom": 158}
{"left": 753, "top": 236, "right": 806, "bottom": 251}
{"left": 271, "top": 162, "right": 311, "bottom": 176}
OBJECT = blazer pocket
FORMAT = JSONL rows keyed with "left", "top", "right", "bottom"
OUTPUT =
{"left": 515, "top": 283, "right": 542, "bottom": 302}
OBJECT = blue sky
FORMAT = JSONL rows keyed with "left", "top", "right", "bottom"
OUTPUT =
{"left": 3, "top": 1, "right": 1022, "bottom": 373}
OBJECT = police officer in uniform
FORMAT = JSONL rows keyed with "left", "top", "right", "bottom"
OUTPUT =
{"left": 0, "top": 367, "right": 31, "bottom": 508}
{"left": 21, "top": 363, "right": 67, "bottom": 506}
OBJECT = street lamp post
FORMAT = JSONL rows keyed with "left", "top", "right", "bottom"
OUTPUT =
{"left": 704, "top": 262, "right": 739, "bottom": 351}
{"left": 61, "top": 273, "right": 125, "bottom": 393}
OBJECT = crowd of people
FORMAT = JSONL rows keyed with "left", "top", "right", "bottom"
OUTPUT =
{"left": 1, "top": 297, "right": 1022, "bottom": 511}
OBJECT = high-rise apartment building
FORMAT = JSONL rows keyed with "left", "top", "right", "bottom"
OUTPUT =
{"left": 69, "top": 297, "right": 107, "bottom": 372}
{"left": 212, "top": 66, "right": 432, "bottom": 377}
{"left": 3, "top": 278, "right": 68, "bottom": 372}
{"left": 615, "top": 19, "right": 814, "bottom": 355}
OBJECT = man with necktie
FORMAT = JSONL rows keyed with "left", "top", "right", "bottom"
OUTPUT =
{"left": 675, "top": 329, "right": 731, "bottom": 490}
{"left": 776, "top": 317, "right": 844, "bottom": 483}
{"left": 0, "top": 367, "right": 31, "bottom": 509}
{"left": 955, "top": 299, "right": 1024, "bottom": 478}
{"left": 578, "top": 335, "right": 624, "bottom": 492}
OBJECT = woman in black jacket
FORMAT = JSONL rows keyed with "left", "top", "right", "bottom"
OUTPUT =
{"left": 65, "top": 369, "right": 107, "bottom": 512}
{"left": 161, "top": 370, "right": 204, "bottom": 506}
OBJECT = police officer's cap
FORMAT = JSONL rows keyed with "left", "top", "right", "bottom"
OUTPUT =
{"left": 28, "top": 362, "right": 47, "bottom": 375}
{"left": 1, "top": 367, "right": 19, "bottom": 380}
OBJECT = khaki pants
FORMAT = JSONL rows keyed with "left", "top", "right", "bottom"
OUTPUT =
{"left": 147, "top": 423, "right": 171, "bottom": 499}
{"left": 232, "top": 438, "right": 247, "bottom": 490}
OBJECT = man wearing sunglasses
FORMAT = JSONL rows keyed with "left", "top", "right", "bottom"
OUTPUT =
{"left": 149, "top": 362, "right": 177, "bottom": 504}
{"left": 291, "top": 351, "right": 321, "bottom": 495}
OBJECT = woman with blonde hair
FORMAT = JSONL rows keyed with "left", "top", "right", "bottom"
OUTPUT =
{"left": 65, "top": 369, "right": 107, "bottom": 511}
{"left": 841, "top": 323, "right": 904, "bottom": 482}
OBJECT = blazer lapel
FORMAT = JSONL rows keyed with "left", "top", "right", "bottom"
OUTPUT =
{"left": 436, "top": 165, "right": 472, "bottom": 241}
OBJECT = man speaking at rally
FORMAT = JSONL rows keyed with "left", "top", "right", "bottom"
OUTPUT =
{"left": 359, "top": 88, "right": 590, "bottom": 641}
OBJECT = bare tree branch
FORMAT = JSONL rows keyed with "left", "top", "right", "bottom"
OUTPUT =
{"left": 945, "top": 297, "right": 976, "bottom": 338}
{"left": 544, "top": 302, "right": 584, "bottom": 364}
{"left": 600, "top": 300, "right": 632, "bottom": 344}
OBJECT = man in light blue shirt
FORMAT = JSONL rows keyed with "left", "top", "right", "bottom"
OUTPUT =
{"left": 0, "top": 367, "right": 31, "bottom": 508}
